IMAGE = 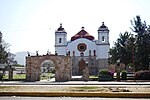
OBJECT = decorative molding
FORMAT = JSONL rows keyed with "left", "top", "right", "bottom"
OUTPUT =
{"left": 77, "top": 43, "right": 87, "bottom": 52}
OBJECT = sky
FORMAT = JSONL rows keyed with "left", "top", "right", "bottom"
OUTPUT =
{"left": 0, "top": 0, "right": 150, "bottom": 55}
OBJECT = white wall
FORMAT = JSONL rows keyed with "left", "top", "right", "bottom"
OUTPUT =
{"left": 55, "top": 32, "right": 67, "bottom": 55}
{"left": 55, "top": 46, "right": 66, "bottom": 55}
{"left": 98, "top": 31, "right": 109, "bottom": 44}
{"left": 55, "top": 32, "right": 67, "bottom": 45}
{"left": 55, "top": 38, "right": 110, "bottom": 59}
{"left": 67, "top": 38, "right": 97, "bottom": 56}
{"left": 97, "top": 45, "right": 110, "bottom": 59}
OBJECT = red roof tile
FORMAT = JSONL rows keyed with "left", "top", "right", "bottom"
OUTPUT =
{"left": 71, "top": 27, "right": 94, "bottom": 41}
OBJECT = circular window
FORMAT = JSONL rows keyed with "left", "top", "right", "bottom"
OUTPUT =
{"left": 77, "top": 43, "right": 87, "bottom": 52}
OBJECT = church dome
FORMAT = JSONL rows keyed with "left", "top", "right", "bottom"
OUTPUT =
{"left": 98, "top": 22, "right": 109, "bottom": 31}
{"left": 71, "top": 27, "right": 94, "bottom": 41}
{"left": 56, "top": 23, "right": 66, "bottom": 32}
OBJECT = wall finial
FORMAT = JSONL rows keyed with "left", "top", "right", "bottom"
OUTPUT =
{"left": 102, "top": 22, "right": 104, "bottom": 25}
{"left": 60, "top": 23, "right": 62, "bottom": 27}
{"left": 81, "top": 26, "right": 84, "bottom": 30}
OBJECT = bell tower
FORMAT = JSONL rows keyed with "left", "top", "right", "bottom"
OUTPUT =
{"left": 98, "top": 22, "right": 109, "bottom": 44}
{"left": 97, "top": 22, "right": 110, "bottom": 69}
{"left": 55, "top": 23, "right": 67, "bottom": 55}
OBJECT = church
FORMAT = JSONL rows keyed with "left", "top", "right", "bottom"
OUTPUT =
{"left": 55, "top": 22, "right": 110, "bottom": 75}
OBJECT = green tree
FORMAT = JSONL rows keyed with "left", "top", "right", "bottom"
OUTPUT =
{"left": 109, "top": 32, "right": 135, "bottom": 66}
{"left": 0, "top": 31, "right": 8, "bottom": 63}
{"left": 130, "top": 16, "right": 150, "bottom": 70}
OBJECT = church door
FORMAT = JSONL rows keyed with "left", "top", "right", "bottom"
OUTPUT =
{"left": 79, "top": 59, "right": 85, "bottom": 75}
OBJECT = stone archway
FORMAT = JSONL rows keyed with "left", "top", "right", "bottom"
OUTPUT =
{"left": 26, "top": 55, "right": 72, "bottom": 82}
{"left": 40, "top": 60, "right": 55, "bottom": 80}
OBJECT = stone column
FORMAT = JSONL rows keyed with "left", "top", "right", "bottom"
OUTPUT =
{"left": 82, "top": 67, "right": 89, "bottom": 81}
{"left": 8, "top": 69, "right": 13, "bottom": 80}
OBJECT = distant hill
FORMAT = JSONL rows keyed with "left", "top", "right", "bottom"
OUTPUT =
{"left": 14, "top": 51, "right": 34, "bottom": 66}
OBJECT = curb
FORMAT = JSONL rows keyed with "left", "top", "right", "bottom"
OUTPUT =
{"left": 0, "top": 92, "right": 150, "bottom": 98}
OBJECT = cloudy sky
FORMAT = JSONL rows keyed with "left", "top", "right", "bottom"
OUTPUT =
{"left": 0, "top": 0, "right": 150, "bottom": 54}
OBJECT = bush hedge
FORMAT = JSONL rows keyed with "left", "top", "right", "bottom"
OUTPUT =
{"left": 121, "top": 70, "right": 127, "bottom": 80}
{"left": 98, "top": 69, "right": 113, "bottom": 81}
{"left": 134, "top": 70, "right": 150, "bottom": 80}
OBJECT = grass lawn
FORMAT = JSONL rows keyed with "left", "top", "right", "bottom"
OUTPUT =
{"left": 2, "top": 75, "right": 8, "bottom": 79}
{"left": 41, "top": 72, "right": 55, "bottom": 80}
{"left": 3, "top": 74, "right": 26, "bottom": 79}
{"left": 89, "top": 76, "right": 98, "bottom": 78}
{"left": 3, "top": 72, "right": 55, "bottom": 80}
{"left": 13, "top": 74, "right": 26, "bottom": 79}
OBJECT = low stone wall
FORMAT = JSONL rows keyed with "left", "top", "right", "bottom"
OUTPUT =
{"left": 97, "top": 59, "right": 108, "bottom": 69}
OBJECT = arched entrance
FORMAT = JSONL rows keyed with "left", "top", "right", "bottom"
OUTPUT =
{"left": 79, "top": 58, "right": 85, "bottom": 75}
{"left": 26, "top": 55, "right": 72, "bottom": 82}
{"left": 40, "top": 60, "right": 55, "bottom": 81}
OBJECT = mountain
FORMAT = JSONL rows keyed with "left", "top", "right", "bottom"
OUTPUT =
{"left": 14, "top": 51, "right": 34, "bottom": 66}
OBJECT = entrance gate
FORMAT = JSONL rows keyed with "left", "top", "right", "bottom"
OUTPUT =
{"left": 79, "top": 58, "right": 85, "bottom": 75}
{"left": 26, "top": 55, "right": 72, "bottom": 82}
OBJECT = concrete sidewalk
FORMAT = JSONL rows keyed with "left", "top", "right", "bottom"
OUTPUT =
{"left": 0, "top": 80, "right": 150, "bottom": 85}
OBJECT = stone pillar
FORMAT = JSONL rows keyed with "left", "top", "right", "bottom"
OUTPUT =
{"left": 116, "top": 63, "right": 121, "bottom": 81}
{"left": 82, "top": 67, "right": 89, "bottom": 81}
{"left": 26, "top": 56, "right": 40, "bottom": 82}
{"left": 55, "top": 56, "right": 72, "bottom": 82}
{"left": 26, "top": 56, "right": 32, "bottom": 81}
{"left": 8, "top": 70, "right": 13, "bottom": 80}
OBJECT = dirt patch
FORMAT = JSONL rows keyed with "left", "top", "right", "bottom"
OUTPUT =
{"left": 68, "top": 86, "right": 133, "bottom": 92}
{"left": 0, "top": 85, "right": 150, "bottom": 93}
{"left": 0, "top": 86, "right": 67, "bottom": 92}
{"left": 69, "top": 86, "right": 109, "bottom": 92}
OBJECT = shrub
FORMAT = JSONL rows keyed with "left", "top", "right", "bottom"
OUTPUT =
{"left": 0, "top": 73, "right": 3, "bottom": 81}
{"left": 100, "top": 69, "right": 108, "bottom": 75}
{"left": 134, "top": 70, "right": 150, "bottom": 80}
{"left": 98, "top": 69, "right": 113, "bottom": 81}
{"left": 121, "top": 70, "right": 127, "bottom": 80}
{"left": 127, "top": 63, "right": 133, "bottom": 67}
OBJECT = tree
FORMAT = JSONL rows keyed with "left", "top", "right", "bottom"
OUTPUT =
{"left": 130, "top": 16, "right": 150, "bottom": 70}
{"left": 7, "top": 52, "right": 17, "bottom": 65}
{"left": 109, "top": 32, "right": 135, "bottom": 66}
{"left": 0, "top": 31, "right": 8, "bottom": 63}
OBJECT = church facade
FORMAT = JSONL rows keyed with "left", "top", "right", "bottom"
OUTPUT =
{"left": 55, "top": 22, "right": 110, "bottom": 75}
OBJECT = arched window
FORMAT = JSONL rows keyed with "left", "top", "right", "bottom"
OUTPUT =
{"left": 102, "top": 36, "right": 105, "bottom": 42}
{"left": 59, "top": 38, "right": 62, "bottom": 43}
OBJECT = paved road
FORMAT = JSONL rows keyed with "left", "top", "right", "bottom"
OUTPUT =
{"left": 0, "top": 97, "right": 149, "bottom": 100}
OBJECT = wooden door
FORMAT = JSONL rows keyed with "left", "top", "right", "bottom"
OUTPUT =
{"left": 79, "top": 59, "right": 85, "bottom": 75}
